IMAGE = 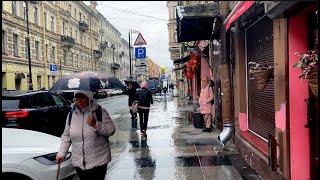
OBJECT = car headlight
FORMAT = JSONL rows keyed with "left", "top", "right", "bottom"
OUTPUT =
{"left": 34, "top": 152, "right": 71, "bottom": 165}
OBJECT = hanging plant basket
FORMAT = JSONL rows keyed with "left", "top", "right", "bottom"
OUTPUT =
{"left": 249, "top": 69, "right": 272, "bottom": 91}
{"left": 306, "top": 70, "right": 318, "bottom": 97}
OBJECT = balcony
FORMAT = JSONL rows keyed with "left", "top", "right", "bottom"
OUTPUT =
{"left": 111, "top": 63, "right": 120, "bottom": 69}
{"left": 99, "top": 41, "right": 108, "bottom": 50}
{"left": 61, "top": 35, "right": 75, "bottom": 48}
{"left": 94, "top": 50, "right": 102, "bottom": 58}
{"left": 60, "top": 9, "right": 71, "bottom": 18}
{"left": 79, "top": 21, "right": 88, "bottom": 32}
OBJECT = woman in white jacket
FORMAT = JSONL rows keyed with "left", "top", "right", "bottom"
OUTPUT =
{"left": 56, "top": 90, "right": 115, "bottom": 180}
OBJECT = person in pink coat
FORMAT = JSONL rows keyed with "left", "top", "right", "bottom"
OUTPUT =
{"left": 198, "top": 76, "right": 214, "bottom": 132}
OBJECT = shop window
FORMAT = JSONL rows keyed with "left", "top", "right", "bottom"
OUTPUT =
{"left": 37, "top": 76, "right": 41, "bottom": 90}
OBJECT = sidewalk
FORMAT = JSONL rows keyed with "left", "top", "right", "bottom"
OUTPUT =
{"left": 106, "top": 94, "right": 262, "bottom": 180}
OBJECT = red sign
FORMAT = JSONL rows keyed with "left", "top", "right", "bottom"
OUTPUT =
{"left": 134, "top": 33, "right": 147, "bottom": 46}
{"left": 225, "top": 1, "right": 255, "bottom": 31}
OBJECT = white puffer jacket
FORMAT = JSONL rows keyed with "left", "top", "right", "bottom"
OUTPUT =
{"left": 57, "top": 91, "right": 115, "bottom": 170}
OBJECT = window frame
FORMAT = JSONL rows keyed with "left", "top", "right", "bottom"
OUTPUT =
{"left": 13, "top": 33, "right": 19, "bottom": 57}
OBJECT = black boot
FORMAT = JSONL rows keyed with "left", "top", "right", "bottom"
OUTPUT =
{"left": 202, "top": 128, "right": 212, "bottom": 132}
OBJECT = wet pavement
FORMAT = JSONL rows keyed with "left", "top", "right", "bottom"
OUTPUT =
{"left": 98, "top": 93, "right": 262, "bottom": 180}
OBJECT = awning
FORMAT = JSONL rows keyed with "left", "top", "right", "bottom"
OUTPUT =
{"left": 173, "top": 55, "right": 191, "bottom": 64}
{"left": 176, "top": 3, "right": 220, "bottom": 43}
{"left": 174, "top": 64, "right": 186, "bottom": 71}
{"left": 224, "top": 1, "right": 255, "bottom": 31}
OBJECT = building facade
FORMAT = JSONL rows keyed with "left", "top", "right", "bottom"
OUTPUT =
{"left": 146, "top": 57, "right": 160, "bottom": 78}
{"left": 2, "top": 1, "right": 129, "bottom": 91}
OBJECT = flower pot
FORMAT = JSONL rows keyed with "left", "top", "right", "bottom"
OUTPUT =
{"left": 250, "top": 69, "right": 272, "bottom": 91}
{"left": 306, "top": 70, "right": 318, "bottom": 97}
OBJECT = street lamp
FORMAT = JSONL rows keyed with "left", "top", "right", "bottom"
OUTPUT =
{"left": 25, "top": 1, "right": 33, "bottom": 90}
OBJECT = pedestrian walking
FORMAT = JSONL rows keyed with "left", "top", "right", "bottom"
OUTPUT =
{"left": 56, "top": 91, "right": 115, "bottom": 180}
{"left": 127, "top": 82, "right": 138, "bottom": 128}
{"left": 198, "top": 76, "right": 214, "bottom": 132}
{"left": 136, "top": 81, "right": 153, "bottom": 137}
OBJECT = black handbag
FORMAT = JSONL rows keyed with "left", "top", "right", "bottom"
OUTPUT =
{"left": 193, "top": 113, "right": 204, "bottom": 128}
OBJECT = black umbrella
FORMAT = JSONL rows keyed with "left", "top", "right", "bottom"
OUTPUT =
{"left": 50, "top": 71, "right": 109, "bottom": 92}
{"left": 124, "top": 77, "right": 140, "bottom": 89}
{"left": 107, "top": 76, "right": 127, "bottom": 89}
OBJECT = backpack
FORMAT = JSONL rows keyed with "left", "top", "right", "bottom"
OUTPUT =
{"left": 68, "top": 105, "right": 102, "bottom": 126}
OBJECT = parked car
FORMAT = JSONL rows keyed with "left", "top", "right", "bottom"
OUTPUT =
{"left": 2, "top": 128, "right": 77, "bottom": 180}
{"left": 2, "top": 90, "right": 71, "bottom": 137}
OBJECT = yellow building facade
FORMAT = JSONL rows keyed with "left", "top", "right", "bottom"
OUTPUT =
{"left": 2, "top": 1, "right": 127, "bottom": 90}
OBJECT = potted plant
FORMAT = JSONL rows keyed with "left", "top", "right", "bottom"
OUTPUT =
{"left": 293, "top": 50, "right": 318, "bottom": 97}
{"left": 248, "top": 61, "right": 274, "bottom": 91}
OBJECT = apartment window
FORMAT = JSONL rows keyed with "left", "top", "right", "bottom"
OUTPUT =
{"left": 80, "top": 55, "right": 83, "bottom": 68}
{"left": 68, "top": 4, "right": 71, "bottom": 13}
{"left": 70, "top": 27, "right": 72, "bottom": 37}
{"left": 51, "top": 46, "right": 55, "bottom": 63}
{"left": 62, "top": 20, "right": 65, "bottom": 35}
{"left": 63, "top": 49, "right": 67, "bottom": 65}
{"left": 25, "top": 37, "right": 29, "bottom": 59}
{"left": 12, "top": 1, "right": 17, "bottom": 15}
{"left": 51, "top": 16, "right": 55, "bottom": 32}
{"left": 35, "top": 41, "right": 39, "bottom": 60}
{"left": 75, "top": 30, "right": 77, "bottom": 42}
{"left": 76, "top": 54, "right": 79, "bottom": 67}
{"left": 80, "top": 13, "right": 82, "bottom": 21}
{"left": 80, "top": 33, "right": 83, "bottom": 45}
{"left": 45, "top": 44, "right": 48, "bottom": 61}
{"left": 13, "top": 34, "right": 18, "bottom": 56}
{"left": 70, "top": 52, "right": 73, "bottom": 66}
{"left": 74, "top": 9, "right": 76, "bottom": 18}
{"left": 44, "top": 12, "right": 47, "bottom": 30}
{"left": 34, "top": 7, "right": 38, "bottom": 25}
{"left": 84, "top": 34, "right": 86, "bottom": 45}
{"left": 2, "top": 30, "right": 6, "bottom": 53}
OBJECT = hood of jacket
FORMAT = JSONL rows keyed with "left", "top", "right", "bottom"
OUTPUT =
{"left": 72, "top": 90, "right": 99, "bottom": 111}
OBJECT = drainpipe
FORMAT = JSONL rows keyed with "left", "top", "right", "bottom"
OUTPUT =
{"left": 218, "top": 1, "right": 234, "bottom": 145}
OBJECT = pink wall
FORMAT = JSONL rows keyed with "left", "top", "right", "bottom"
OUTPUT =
{"left": 201, "top": 56, "right": 211, "bottom": 80}
{"left": 239, "top": 113, "right": 248, "bottom": 131}
{"left": 288, "top": 15, "right": 310, "bottom": 180}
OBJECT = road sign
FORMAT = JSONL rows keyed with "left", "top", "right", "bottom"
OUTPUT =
{"left": 135, "top": 68, "right": 147, "bottom": 75}
{"left": 135, "top": 47, "right": 146, "bottom": 59}
{"left": 134, "top": 33, "right": 147, "bottom": 46}
{"left": 135, "top": 60, "right": 147, "bottom": 66}
{"left": 49, "top": 64, "right": 58, "bottom": 75}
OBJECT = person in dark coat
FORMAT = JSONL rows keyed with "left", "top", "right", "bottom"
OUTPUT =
{"left": 136, "top": 81, "right": 153, "bottom": 137}
{"left": 127, "top": 82, "right": 138, "bottom": 128}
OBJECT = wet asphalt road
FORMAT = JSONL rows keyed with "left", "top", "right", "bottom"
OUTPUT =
{"left": 97, "top": 93, "right": 262, "bottom": 180}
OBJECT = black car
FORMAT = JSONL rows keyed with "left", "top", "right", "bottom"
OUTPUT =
{"left": 2, "top": 90, "right": 72, "bottom": 137}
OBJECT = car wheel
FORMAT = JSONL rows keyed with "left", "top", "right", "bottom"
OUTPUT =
{"left": 2, "top": 173, "right": 33, "bottom": 180}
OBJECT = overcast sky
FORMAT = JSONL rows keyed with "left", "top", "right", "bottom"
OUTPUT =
{"left": 84, "top": 1, "right": 172, "bottom": 68}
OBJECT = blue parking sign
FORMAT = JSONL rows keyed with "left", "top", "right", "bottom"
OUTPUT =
{"left": 135, "top": 47, "right": 146, "bottom": 59}
{"left": 50, "top": 64, "right": 57, "bottom": 72}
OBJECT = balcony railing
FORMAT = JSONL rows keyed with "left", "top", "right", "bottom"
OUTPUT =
{"left": 94, "top": 50, "right": 102, "bottom": 58}
{"left": 111, "top": 63, "right": 120, "bottom": 69}
{"left": 99, "top": 41, "right": 108, "bottom": 49}
{"left": 79, "top": 21, "right": 88, "bottom": 32}
{"left": 61, "top": 35, "right": 75, "bottom": 48}
{"left": 60, "top": 9, "right": 71, "bottom": 18}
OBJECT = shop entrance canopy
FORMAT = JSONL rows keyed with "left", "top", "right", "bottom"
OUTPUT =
{"left": 176, "top": 3, "right": 220, "bottom": 43}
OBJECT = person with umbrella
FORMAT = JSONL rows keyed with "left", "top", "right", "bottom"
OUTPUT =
{"left": 128, "top": 81, "right": 138, "bottom": 129}
{"left": 53, "top": 72, "right": 116, "bottom": 180}
{"left": 124, "top": 77, "right": 140, "bottom": 129}
{"left": 56, "top": 90, "right": 115, "bottom": 180}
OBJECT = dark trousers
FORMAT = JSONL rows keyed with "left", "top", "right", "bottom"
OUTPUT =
{"left": 75, "top": 164, "right": 107, "bottom": 180}
{"left": 138, "top": 108, "right": 150, "bottom": 131}
{"left": 130, "top": 109, "right": 137, "bottom": 128}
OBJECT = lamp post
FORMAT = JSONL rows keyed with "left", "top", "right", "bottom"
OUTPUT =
{"left": 25, "top": 1, "right": 33, "bottom": 90}
{"left": 128, "top": 29, "right": 139, "bottom": 79}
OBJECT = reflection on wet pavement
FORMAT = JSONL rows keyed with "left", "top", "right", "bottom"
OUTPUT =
{"left": 101, "top": 93, "right": 262, "bottom": 180}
